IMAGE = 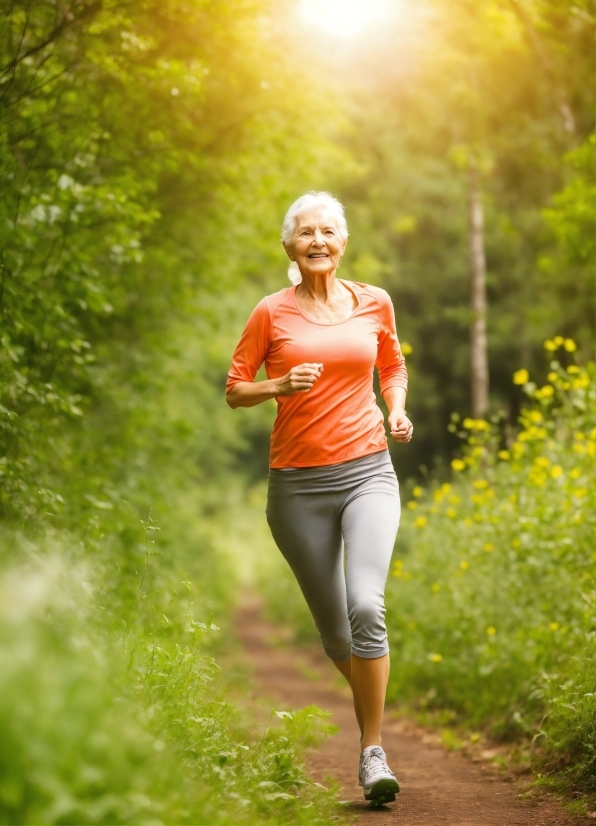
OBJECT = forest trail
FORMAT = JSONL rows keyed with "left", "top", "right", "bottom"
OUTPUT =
{"left": 236, "top": 597, "right": 590, "bottom": 826}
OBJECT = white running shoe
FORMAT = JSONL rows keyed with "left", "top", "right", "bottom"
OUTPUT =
{"left": 358, "top": 745, "right": 400, "bottom": 804}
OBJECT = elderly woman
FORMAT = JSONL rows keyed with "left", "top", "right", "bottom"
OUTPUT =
{"left": 226, "top": 191, "right": 412, "bottom": 806}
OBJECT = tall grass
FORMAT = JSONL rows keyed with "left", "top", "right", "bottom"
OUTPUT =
{"left": 386, "top": 340, "right": 595, "bottom": 790}
{"left": 0, "top": 503, "right": 341, "bottom": 825}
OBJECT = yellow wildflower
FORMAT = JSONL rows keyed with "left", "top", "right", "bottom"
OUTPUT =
{"left": 570, "top": 467, "right": 581, "bottom": 479}
{"left": 574, "top": 432, "right": 585, "bottom": 440}
{"left": 544, "top": 339, "right": 557, "bottom": 351}
{"left": 534, "top": 456, "right": 551, "bottom": 467}
{"left": 553, "top": 335, "right": 564, "bottom": 346}
{"left": 486, "top": 626, "right": 496, "bottom": 636}
{"left": 428, "top": 653, "right": 443, "bottom": 663}
{"left": 528, "top": 410, "right": 543, "bottom": 423}
{"left": 407, "top": 501, "right": 418, "bottom": 510}
{"left": 471, "top": 493, "right": 485, "bottom": 505}
{"left": 446, "top": 508, "right": 457, "bottom": 519}
{"left": 474, "top": 479, "right": 489, "bottom": 489}
{"left": 431, "top": 583, "right": 441, "bottom": 593}
{"left": 549, "top": 622, "right": 560, "bottom": 631}
{"left": 412, "top": 485, "right": 423, "bottom": 497}
{"left": 535, "top": 385, "right": 554, "bottom": 399}
{"left": 483, "top": 543, "right": 495, "bottom": 552}
{"left": 573, "top": 488, "right": 587, "bottom": 498}
{"left": 567, "top": 365, "right": 580, "bottom": 374}
{"left": 550, "top": 465, "right": 563, "bottom": 479}
{"left": 449, "top": 495, "right": 461, "bottom": 505}
{"left": 587, "top": 442, "right": 596, "bottom": 456}
{"left": 415, "top": 516, "right": 428, "bottom": 528}
{"left": 512, "top": 442, "right": 525, "bottom": 458}
{"left": 441, "top": 483, "right": 452, "bottom": 494}
{"left": 463, "top": 517, "right": 473, "bottom": 527}
{"left": 498, "top": 450, "right": 510, "bottom": 460}
{"left": 451, "top": 459, "right": 466, "bottom": 471}
{"left": 513, "top": 368, "right": 529, "bottom": 385}
{"left": 463, "top": 417, "right": 475, "bottom": 429}
{"left": 562, "top": 381, "right": 571, "bottom": 390}
{"left": 547, "top": 372, "right": 559, "bottom": 382}
{"left": 564, "top": 338, "right": 576, "bottom": 352}
{"left": 512, "top": 538, "right": 521, "bottom": 548}
{"left": 401, "top": 341, "right": 413, "bottom": 355}
{"left": 573, "top": 376, "right": 590, "bottom": 389}
{"left": 573, "top": 443, "right": 586, "bottom": 454}
{"left": 460, "top": 560, "right": 470, "bottom": 570}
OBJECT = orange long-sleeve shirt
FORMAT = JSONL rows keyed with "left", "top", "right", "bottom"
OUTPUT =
{"left": 226, "top": 281, "right": 408, "bottom": 468}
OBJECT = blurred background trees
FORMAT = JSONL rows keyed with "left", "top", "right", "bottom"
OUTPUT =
{"left": 1, "top": 0, "right": 593, "bottom": 506}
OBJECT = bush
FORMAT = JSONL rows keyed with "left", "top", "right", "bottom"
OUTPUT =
{"left": 386, "top": 340, "right": 595, "bottom": 788}
{"left": 0, "top": 522, "right": 340, "bottom": 825}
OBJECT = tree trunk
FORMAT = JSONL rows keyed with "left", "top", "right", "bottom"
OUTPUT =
{"left": 468, "top": 159, "right": 489, "bottom": 419}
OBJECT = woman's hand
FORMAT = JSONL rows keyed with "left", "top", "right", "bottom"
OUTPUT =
{"left": 226, "top": 363, "right": 323, "bottom": 409}
{"left": 276, "top": 363, "right": 323, "bottom": 396}
{"left": 388, "top": 408, "right": 413, "bottom": 443}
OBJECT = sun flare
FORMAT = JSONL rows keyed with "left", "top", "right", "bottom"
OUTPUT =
{"left": 301, "top": 0, "right": 393, "bottom": 38}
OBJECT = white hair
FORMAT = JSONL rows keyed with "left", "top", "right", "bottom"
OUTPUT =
{"left": 281, "top": 191, "right": 348, "bottom": 285}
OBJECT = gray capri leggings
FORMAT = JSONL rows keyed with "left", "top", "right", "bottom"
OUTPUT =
{"left": 266, "top": 450, "right": 400, "bottom": 662}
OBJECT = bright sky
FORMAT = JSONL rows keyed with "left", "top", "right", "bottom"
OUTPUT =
{"left": 300, "top": 0, "right": 394, "bottom": 38}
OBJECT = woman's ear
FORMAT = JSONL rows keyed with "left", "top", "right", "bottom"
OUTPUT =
{"left": 282, "top": 241, "right": 294, "bottom": 262}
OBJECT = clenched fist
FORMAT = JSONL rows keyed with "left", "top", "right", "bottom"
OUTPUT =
{"left": 388, "top": 408, "right": 413, "bottom": 443}
{"left": 276, "top": 363, "right": 324, "bottom": 396}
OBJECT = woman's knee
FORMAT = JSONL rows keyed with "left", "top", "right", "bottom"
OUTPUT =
{"left": 348, "top": 597, "right": 387, "bottom": 655}
{"left": 321, "top": 632, "right": 352, "bottom": 662}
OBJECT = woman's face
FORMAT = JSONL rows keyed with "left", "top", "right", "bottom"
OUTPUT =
{"left": 284, "top": 207, "right": 347, "bottom": 279}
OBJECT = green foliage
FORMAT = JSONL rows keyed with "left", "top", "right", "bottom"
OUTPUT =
{"left": 0, "top": 526, "right": 339, "bottom": 825}
{"left": 0, "top": 0, "right": 345, "bottom": 514}
{"left": 386, "top": 341, "right": 595, "bottom": 786}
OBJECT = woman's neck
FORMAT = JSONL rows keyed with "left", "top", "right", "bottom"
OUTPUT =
{"left": 297, "top": 270, "right": 340, "bottom": 302}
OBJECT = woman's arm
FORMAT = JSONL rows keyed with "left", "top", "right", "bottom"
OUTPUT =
{"left": 226, "top": 363, "right": 323, "bottom": 409}
{"left": 383, "top": 386, "right": 413, "bottom": 443}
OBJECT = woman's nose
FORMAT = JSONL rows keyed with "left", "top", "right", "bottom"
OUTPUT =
{"left": 313, "top": 229, "right": 325, "bottom": 245}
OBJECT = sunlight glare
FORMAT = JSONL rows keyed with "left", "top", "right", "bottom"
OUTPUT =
{"left": 301, "top": 0, "right": 393, "bottom": 38}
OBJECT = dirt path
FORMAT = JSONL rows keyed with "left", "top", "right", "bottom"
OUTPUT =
{"left": 236, "top": 598, "right": 589, "bottom": 826}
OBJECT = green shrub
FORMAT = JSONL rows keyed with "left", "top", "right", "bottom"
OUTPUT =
{"left": 0, "top": 522, "right": 340, "bottom": 825}
{"left": 386, "top": 340, "right": 595, "bottom": 787}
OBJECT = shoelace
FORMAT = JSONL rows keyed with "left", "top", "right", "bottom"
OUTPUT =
{"left": 361, "top": 747, "right": 394, "bottom": 781}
